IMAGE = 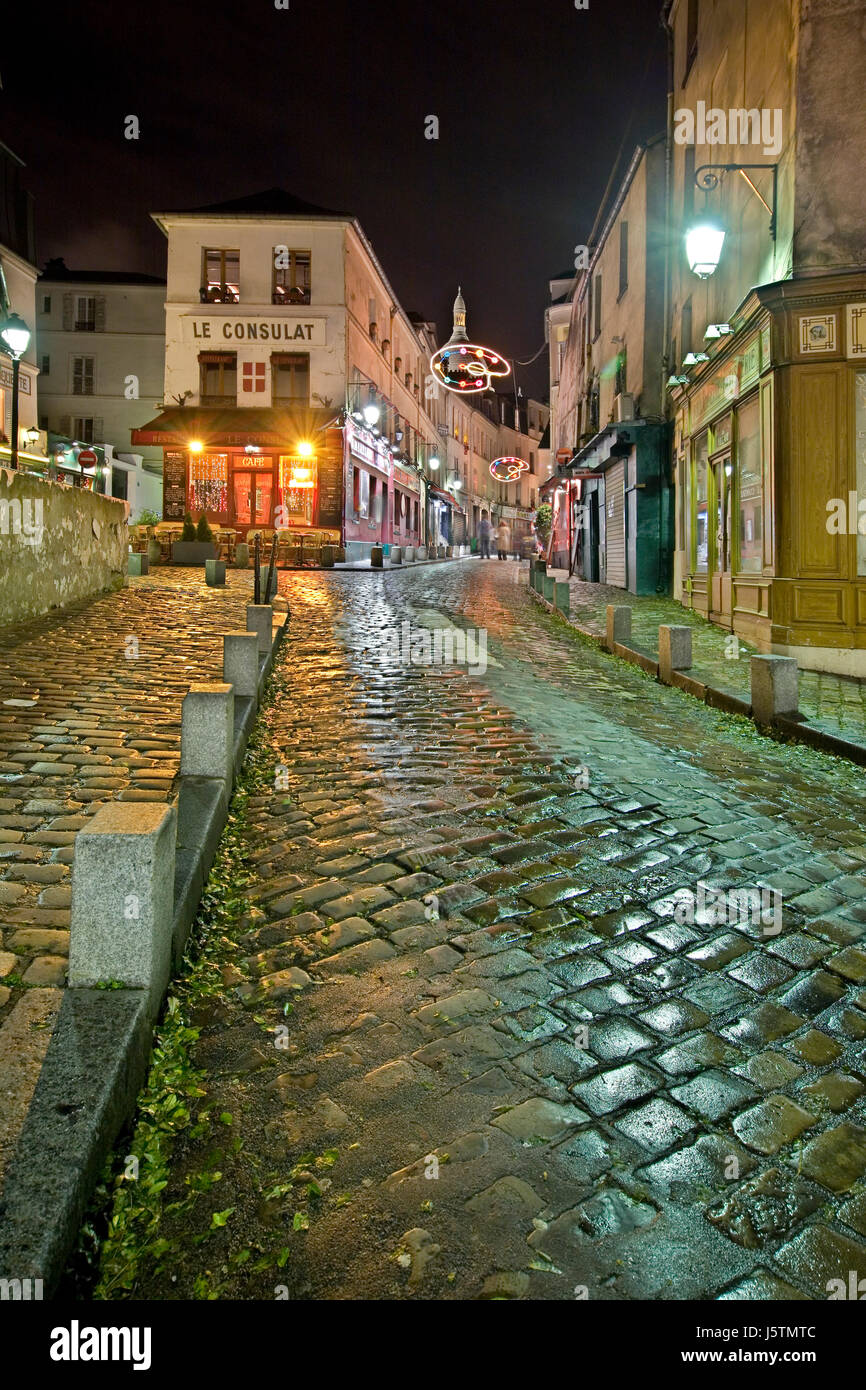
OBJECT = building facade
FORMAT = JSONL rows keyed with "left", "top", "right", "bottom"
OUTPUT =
{"left": 133, "top": 189, "right": 446, "bottom": 559}
{"left": 552, "top": 137, "right": 671, "bottom": 590}
{"left": 667, "top": 0, "right": 866, "bottom": 672}
{"left": 36, "top": 260, "right": 166, "bottom": 489}
{"left": 0, "top": 142, "right": 44, "bottom": 470}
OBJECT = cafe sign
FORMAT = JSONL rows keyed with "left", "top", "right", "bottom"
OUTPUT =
{"left": 182, "top": 315, "right": 327, "bottom": 345}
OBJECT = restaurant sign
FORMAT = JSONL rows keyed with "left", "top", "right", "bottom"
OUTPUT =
{"left": 182, "top": 315, "right": 327, "bottom": 345}
{"left": 345, "top": 418, "right": 393, "bottom": 477}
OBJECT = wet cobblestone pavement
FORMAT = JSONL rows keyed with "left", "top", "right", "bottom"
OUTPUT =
{"left": 0, "top": 571, "right": 265, "bottom": 1182}
{"left": 101, "top": 558, "right": 866, "bottom": 1300}
{"left": 556, "top": 573, "right": 866, "bottom": 745}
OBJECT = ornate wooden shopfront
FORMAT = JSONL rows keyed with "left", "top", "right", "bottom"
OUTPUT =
{"left": 674, "top": 270, "right": 866, "bottom": 674}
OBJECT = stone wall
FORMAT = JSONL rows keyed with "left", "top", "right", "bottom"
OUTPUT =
{"left": 0, "top": 469, "right": 127, "bottom": 626}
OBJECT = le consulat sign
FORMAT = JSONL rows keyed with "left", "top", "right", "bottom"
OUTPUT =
{"left": 182, "top": 315, "right": 327, "bottom": 345}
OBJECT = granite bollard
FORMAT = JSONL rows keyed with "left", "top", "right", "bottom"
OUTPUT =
{"left": 751, "top": 654, "right": 799, "bottom": 724}
{"left": 416, "top": 545, "right": 428, "bottom": 561}
{"left": 127, "top": 552, "right": 148, "bottom": 577}
{"left": 257, "top": 565, "right": 278, "bottom": 601}
{"left": 205, "top": 558, "right": 226, "bottom": 587}
{"left": 403, "top": 545, "right": 415, "bottom": 562}
{"left": 390, "top": 545, "right": 402, "bottom": 564}
{"left": 370, "top": 545, "right": 384, "bottom": 568}
{"left": 554, "top": 581, "right": 570, "bottom": 615}
{"left": 247, "top": 603, "right": 274, "bottom": 654}
{"left": 606, "top": 604, "right": 632, "bottom": 651}
{"left": 223, "top": 631, "right": 260, "bottom": 700}
{"left": 180, "top": 682, "right": 235, "bottom": 788}
{"left": 658, "top": 625, "right": 693, "bottom": 682}
{"left": 68, "top": 801, "right": 177, "bottom": 1005}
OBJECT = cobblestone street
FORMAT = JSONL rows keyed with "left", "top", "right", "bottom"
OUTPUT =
{"left": 89, "top": 558, "right": 866, "bottom": 1301}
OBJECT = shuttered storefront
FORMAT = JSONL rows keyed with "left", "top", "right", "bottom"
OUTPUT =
{"left": 605, "top": 460, "right": 626, "bottom": 588}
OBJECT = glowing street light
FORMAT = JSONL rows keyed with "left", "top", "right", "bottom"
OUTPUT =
{"left": 685, "top": 218, "right": 726, "bottom": 278}
{"left": 0, "top": 312, "right": 32, "bottom": 470}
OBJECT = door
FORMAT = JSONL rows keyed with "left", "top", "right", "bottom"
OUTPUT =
{"left": 233, "top": 470, "right": 274, "bottom": 529}
{"left": 710, "top": 456, "right": 733, "bottom": 625}
{"left": 605, "top": 461, "right": 626, "bottom": 587}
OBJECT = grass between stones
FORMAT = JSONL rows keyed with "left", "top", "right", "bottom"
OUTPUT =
{"left": 65, "top": 664, "right": 290, "bottom": 1300}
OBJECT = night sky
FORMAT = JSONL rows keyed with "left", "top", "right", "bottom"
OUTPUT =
{"left": 2, "top": 0, "right": 666, "bottom": 398}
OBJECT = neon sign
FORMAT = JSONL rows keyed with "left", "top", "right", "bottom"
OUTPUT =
{"left": 490, "top": 456, "right": 529, "bottom": 482}
{"left": 430, "top": 287, "right": 510, "bottom": 395}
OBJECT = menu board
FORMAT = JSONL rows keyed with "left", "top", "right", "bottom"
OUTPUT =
{"left": 164, "top": 450, "right": 189, "bottom": 522}
{"left": 317, "top": 454, "right": 343, "bottom": 528}
{"left": 163, "top": 451, "right": 187, "bottom": 519}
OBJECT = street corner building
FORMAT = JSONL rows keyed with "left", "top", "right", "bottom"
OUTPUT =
{"left": 131, "top": 189, "right": 455, "bottom": 564}
{"left": 547, "top": 0, "right": 866, "bottom": 674}
{"left": 668, "top": 0, "right": 866, "bottom": 674}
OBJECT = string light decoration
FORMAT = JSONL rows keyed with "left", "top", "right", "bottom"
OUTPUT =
{"left": 430, "top": 287, "right": 511, "bottom": 394}
{"left": 188, "top": 452, "right": 228, "bottom": 513}
{"left": 490, "top": 456, "right": 529, "bottom": 482}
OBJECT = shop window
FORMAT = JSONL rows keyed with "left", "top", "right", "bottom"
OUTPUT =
{"left": 72, "top": 357, "right": 94, "bottom": 396}
{"left": 857, "top": 374, "right": 866, "bottom": 576}
{"left": 271, "top": 353, "right": 309, "bottom": 405}
{"left": 736, "top": 396, "right": 762, "bottom": 574}
{"left": 199, "top": 352, "right": 237, "bottom": 405}
{"left": 279, "top": 455, "right": 316, "bottom": 526}
{"left": 273, "top": 250, "right": 311, "bottom": 305}
{"left": 693, "top": 431, "right": 709, "bottom": 572}
{"left": 242, "top": 361, "right": 266, "bottom": 394}
{"left": 353, "top": 466, "right": 369, "bottom": 519}
{"left": 201, "top": 250, "right": 240, "bottom": 303}
{"left": 188, "top": 452, "right": 229, "bottom": 515}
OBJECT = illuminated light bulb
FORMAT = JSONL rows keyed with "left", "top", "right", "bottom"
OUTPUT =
{"left": 296, "top": 440, "right": 314, "bottom": 457}
{"left": 189, "top": 440, "right": 204, "bottom": 453}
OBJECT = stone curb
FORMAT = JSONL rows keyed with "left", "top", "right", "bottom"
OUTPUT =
{"left": 528, "top": 582, "right": 866, "bottom": 767}
{"left": 0, "top": 610, "right": 289, "bottom": 1294}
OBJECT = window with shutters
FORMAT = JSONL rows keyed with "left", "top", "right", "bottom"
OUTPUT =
{"left": 271, "top": 353, "right": 309, "bottom": 405}
{"left": 199, "top": 352, "right": 236, "bottom": 405}
{"left": 41, "top": 355, "right": 50, "bottom": 376}
{"left": 74, "top": 417, "right": 95, "bottom": 443}
{"left": 593, "top": 275, "right": 602, "bottom": 339}
{"left": 42, "top": 294, "right": 51, "bottom": 314}
{"left": 72, "top": 357, "right": 95, "bottom": 395}
{"left": 75, "top": 295, "right": 96, "bottom": 331}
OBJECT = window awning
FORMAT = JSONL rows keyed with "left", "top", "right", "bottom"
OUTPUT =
{"left": 131, "top": 405, "right": 333, "bottom": 447}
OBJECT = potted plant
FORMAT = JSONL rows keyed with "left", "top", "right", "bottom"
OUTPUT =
{"left": 173, "top": 510, "right": 218, "bottom": 565}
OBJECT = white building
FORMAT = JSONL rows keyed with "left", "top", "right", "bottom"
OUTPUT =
{"left": 36, "top": 259, "right": 166, "bottom": 484}
{"left": 0, "top": 141, "right": 45, "bottom": 468}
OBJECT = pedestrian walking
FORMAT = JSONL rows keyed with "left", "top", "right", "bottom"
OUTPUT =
{"left": 478, "top": 511, "right": 492, "bottom": 559}
{"left": 496, "top": 519, "right": 511, "bottom": 560}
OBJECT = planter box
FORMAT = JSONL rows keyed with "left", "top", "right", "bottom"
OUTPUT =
{"left": 172, "top": 541, "right": 217, "bottom": 566}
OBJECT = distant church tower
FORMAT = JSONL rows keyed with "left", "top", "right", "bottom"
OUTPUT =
{"left": 447, "top": 286, "right": 469, "bottom": 345}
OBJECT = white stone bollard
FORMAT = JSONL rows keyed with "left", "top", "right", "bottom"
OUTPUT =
{"left": 404, "top": 546, "right": 415, "bottom": 562}
{"left": 390, "top": 546, "right": 403, "bottom": 564}
{"left": 223, "top": 631, "right": 260, "bottom": 700}
{"left": 416, "top": 545, "right": 428, "bottom": 561}
{"left": 246, "top": 603, "right": 273, "bottom": 654}
{"left": 658, "top": 625, "right": 693, "bottom": 682}
{"left": 751, "top": 655, "right": 799, "bottom": 724}
{"left": 68, "top": 801, "right": 177, "bottom": 1004}
{"left": 180, "top": 682, "right": 235, "bottom": 787}
{"left": 606, "top": 605, "right": 632, "bottom": 651}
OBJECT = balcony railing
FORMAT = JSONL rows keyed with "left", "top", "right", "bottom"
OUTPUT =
{"left": 272, "top": 287, "right": 311, "bottom": 306}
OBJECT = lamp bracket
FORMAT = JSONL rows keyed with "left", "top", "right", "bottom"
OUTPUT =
{"left": 694, "top": 163, "right": 778, "bottom": 239}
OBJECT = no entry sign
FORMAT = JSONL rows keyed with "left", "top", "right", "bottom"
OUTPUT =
{"left": 77, "top": 448, "right": 98, "bottom": 466}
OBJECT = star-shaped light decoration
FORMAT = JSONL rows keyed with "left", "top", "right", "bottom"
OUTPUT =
{"left": 430, "top": 288, "right": 511, "bottom": 394}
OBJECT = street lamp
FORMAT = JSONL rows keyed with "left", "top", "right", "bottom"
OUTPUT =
{"left": 362, "top": 402, "right": 380, "bottom": 427}
{"left": 0, "top": 312, "right": 32, "bottom": 470}
{"left": 685, "top": 218, "right": 726, "bottom": 279}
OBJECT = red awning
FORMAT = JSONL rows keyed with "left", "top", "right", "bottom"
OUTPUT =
{"left": 131, "top": 405, "right": 333, "bottom": 447}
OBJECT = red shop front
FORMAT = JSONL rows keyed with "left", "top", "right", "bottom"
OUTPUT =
{"left": 132, "top": 408, "right": 345, "bottom": 543}
{"left": 343, "top": 417, "right": 422, "bottom": 562}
